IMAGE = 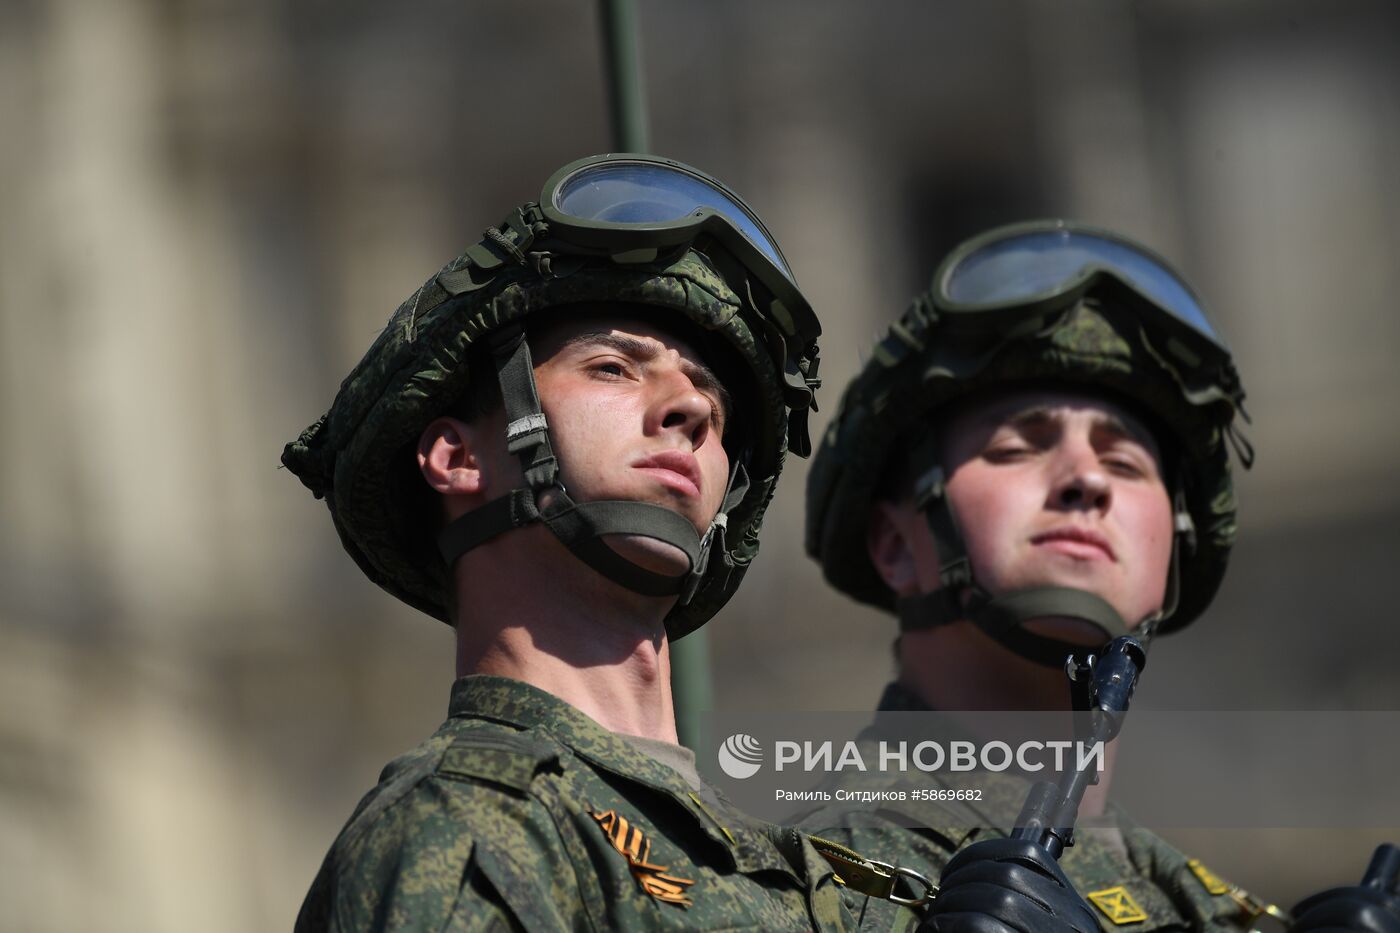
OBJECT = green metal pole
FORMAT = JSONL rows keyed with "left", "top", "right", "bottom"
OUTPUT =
{"left": 596, "top": 0, "right": 712, "bottom": 749}
{"left": 670, "top": 627, "right": 713, "bottom": 751}
{"left": 598, "top": 0, "right": 650, "bottom": 153}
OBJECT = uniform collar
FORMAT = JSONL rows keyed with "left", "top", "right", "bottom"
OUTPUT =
{"left": 447, "top": 675, "right": 696, "bottom": 793}
{"left": 448, "top": 675, "right": 832, "bottom": 883}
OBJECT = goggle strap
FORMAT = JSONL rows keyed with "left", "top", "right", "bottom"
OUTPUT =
{"left": 741, "top": 275, "right": 810, "bottom": 396}
{"left": 483, "top": 226, "right": 526, "bottom": 266}
{"left": 744, "top": 281, "right": 816, "bottom": 456}
{"left": 1224, "top": 419, "right": 1255, "bottom": 469}
{"left": 504, "top": 206, "right": 544, "bottom": 246}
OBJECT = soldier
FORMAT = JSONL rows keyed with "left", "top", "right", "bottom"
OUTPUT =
{"left": 803, "top": 221, "right": 1397, "bottom": 931}
{"left": 282, "top": 153, "right": 848, "bottom": 930}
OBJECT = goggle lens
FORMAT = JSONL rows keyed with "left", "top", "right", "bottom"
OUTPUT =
{"left": 945, "top": 229, "right": 1220, "bottom": 343}
{"left": 552, "top": 161, "right": 794, "bottom": 281}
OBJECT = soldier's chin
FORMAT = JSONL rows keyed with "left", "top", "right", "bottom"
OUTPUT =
{"left": 600, "top": 534, "right": 692, "bottom": 580}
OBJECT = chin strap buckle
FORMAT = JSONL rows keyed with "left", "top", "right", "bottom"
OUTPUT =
{"left": 679, "top": 512, "right": 728, "bottom": 606}
{"left": 912, "top": 464, "right": 946, "bottom": 511}
{"left": 1066, "top": 654, "right": 1096, "bottom": 713}
{"left": 1173, "top": 482, "right": 1197, "bottom": 554}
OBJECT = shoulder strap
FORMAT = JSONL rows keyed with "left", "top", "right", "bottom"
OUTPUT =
{"left": 437, "top": 727, "right": 561, "bottom": 795}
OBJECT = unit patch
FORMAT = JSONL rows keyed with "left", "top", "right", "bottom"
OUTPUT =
{"left": 1088, "top": 886, "right": 1149, "bottom": 925}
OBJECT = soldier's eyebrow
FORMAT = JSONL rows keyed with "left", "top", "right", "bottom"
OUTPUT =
{"left": 1001, "top": 405, "right": 1151, "bottom": 447}
{"left": 559, "top": 332, "right": 733, "bottom": 422}
{"left": 1001, "top": 406, "right": 1055, "bottom": 431}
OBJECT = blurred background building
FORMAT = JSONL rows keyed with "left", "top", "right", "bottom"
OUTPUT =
{"left": 2, "top": 1, "right": 1398, "bottom": 929}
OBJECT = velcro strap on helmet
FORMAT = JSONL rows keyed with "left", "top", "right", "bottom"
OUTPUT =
{"left": 913, "top": 463, "right": 974, "bottom": 591}
{"left": 490, "top": 324, "right": 558, "bottom": 490}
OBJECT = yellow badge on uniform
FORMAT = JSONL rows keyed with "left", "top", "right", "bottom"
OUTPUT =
{"left": 1088, "top": 886, "right": 1149, "bottom": 925}
{"left": 1186, "top": 857, "right": 1230, "bottom": 895}
{"left": 591, "top": 809, "right": 695, "bottom": 907}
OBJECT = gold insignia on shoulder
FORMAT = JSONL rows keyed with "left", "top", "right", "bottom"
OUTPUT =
{"left": 1186, "top": 856, "right": 1292, "bottom": 925}
{"left": 1088, "top": 886, "right": 1149, "bottom": 925}
{"left": 590, "top": 809, "right": 695, "bottom": 907}
{"left": 1186, "top": 857, "right": 1230, "bottom": 895}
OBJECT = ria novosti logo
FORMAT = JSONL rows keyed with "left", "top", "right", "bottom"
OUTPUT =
{"left": 715, "top": 734, "right": 1106, "bottom": 780}
{"left": 717, "top": 733, "right": 764, "bottom": 779}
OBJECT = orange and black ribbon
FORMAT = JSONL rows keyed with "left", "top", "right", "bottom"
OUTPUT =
{"left": 591, "top": 809, "right": 696, "bottom": 907}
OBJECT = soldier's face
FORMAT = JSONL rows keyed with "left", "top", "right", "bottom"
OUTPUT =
{"left": 526, "top": 313, "right": 733, "bottom": 575}
{"left": 930, "top": 388, "right": 1173, "bottom": 635}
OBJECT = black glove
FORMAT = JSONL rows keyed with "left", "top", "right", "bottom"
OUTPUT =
{"left": 1291, "top": 887, "right": 1400, "bottom": 932}
{"left": 917, "top": 837, "right": 1100, "bottom": 933}
{"left": 1292, "top": 844, "right": 1400, "bottom": 932}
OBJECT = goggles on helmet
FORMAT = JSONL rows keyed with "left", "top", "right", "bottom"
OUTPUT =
{"left": 538, "top": 154, "right": 819, "bottom": 349}
{"left": 928, "top": 221, "right": 1237, "bottom": 400}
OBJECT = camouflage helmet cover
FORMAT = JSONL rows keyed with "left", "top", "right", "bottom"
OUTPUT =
{"left": 284, "top": 213, "right": 812, "bottom": 639}
{"left": 807, "top": 230, "right": 1247, "bottom": 635}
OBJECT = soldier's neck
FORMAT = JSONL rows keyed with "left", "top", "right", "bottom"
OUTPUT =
{"left": 469, "top": 639, "right": 679, "bottom": 742}
{"left": 451, "top": 543, "right": 680, "bottom": 743}
{"left": 899, "top": 624, "right": 1081, "bottom": 710}
{"left": 898, "top": 625, "right": 1117, "bottom": 818}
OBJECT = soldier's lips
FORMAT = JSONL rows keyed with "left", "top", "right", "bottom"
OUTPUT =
{"left": 631, "top": 451, "right": 702, "bottom": 498}
{"left": 1030, "top": 528, "right": 1116, "bottom": 561}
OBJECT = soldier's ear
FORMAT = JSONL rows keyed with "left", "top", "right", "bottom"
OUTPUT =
{"left": 868, "top": 503, "right": 921, "bottom": 597}
{"left": 418, "top": 416, "right": 487, "bottom": 497}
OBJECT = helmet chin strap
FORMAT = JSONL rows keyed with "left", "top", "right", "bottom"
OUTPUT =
{"left": 894, "top": 463, "right": 1190, "bottom": 669}
{"left": 435, "top": 323, "right": 747, "bottom": 605}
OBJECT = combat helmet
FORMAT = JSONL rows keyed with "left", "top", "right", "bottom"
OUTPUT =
{"left": 284, "top": 154, "right": 822, "bottom": 640}
{"left": 807, "top": 220, "right": 1252, "bottom": 666}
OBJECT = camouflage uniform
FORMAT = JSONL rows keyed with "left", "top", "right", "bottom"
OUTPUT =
{"left": 803, "top": 684, "right": 1268, "bottom": 933}
{"left": 802, "top": 224, "right": 1267, "bottom": 930}
{"left": 284, "top": 158, "right": 839, "bottom": 930}
{"left": 298, "top": 675, "right": 852, "bottom": 932}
